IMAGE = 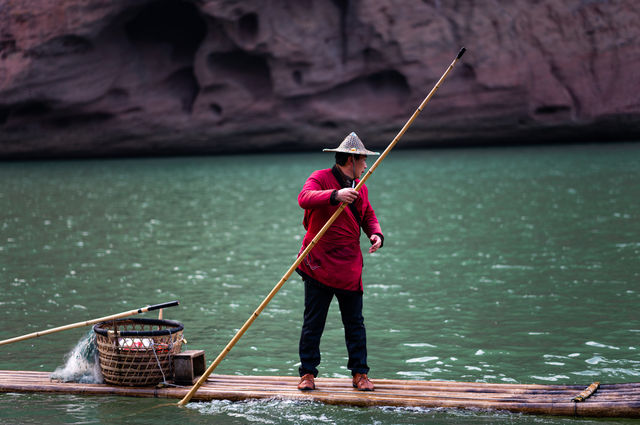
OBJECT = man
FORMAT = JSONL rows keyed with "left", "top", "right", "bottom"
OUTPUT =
{"left": 296, "top": 132, "right": 384, "bottom": 392}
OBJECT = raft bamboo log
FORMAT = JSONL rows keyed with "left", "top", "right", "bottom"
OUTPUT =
{"left": 0, "top": 301, "right": 179, "bottom": 347}
{"left": 2, "top": 371, "right": 639, "bottom": 418}
{"left": 178, "top": 47, "right": 467, "bottom": 406}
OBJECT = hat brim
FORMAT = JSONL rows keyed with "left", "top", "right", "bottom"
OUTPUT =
{"left": 322, "top": 148, "right": 380, "bottom": 155}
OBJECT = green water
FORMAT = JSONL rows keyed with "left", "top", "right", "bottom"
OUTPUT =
{"left": 1, "top": 143, "right": 639, "bottom": 424}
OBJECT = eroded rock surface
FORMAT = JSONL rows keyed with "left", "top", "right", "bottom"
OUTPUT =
{"left": 1, "top": 0, "right": 639, "bottom": 158}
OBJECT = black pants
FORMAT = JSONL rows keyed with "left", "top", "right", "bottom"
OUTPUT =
{"left": 298, "top": 276, "right": 369, "bottom": 377}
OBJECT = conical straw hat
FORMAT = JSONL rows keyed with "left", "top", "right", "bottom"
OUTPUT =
{"left": 322, "top": 132, "right": 380, "bottom": 155}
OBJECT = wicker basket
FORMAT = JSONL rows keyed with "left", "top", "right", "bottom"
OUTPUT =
{"left": 93, "top": 318, "right": 184, "bottom": 386}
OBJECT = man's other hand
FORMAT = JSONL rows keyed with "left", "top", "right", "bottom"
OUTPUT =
{"left": 369, "top": 234, "right": 382, "bottom": 253}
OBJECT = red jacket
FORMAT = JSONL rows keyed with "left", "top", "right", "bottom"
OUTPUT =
{"left": 297, "top": 167, "right": 383, "bottom": 292}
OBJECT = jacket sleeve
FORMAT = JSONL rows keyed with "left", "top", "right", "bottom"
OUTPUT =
{"left": 298, "top": 170, "right": 335, "bottom": 209}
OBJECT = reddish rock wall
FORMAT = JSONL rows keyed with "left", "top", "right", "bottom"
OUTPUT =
{"left": 1, "top": 0, "right": 639, "bottom": 158}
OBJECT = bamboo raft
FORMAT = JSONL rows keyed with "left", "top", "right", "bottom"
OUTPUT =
{"left": 0, "top": 370, "right": 638, "bottom": 418}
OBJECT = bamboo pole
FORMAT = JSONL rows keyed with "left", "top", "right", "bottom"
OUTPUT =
{"left": 178, "top": 48, "right": 467, "bottom": 406}
{"left": 0, "top": 300, "right": 179, "bottom": 347}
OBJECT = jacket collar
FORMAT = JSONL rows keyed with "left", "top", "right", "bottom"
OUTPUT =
{"left": 331, "top": 165, "right": 354, "bottom": 188}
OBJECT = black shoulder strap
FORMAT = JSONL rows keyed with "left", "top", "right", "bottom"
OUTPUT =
{"left": 348, "top": 202, "right": 362, "bottom": 227}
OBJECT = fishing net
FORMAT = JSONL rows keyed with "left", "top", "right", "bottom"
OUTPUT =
{"left": 51, "top": 331, "right": 103, "bottom": 384}
{"left": 93, "top": 318, "right": 183, "bottom": 386}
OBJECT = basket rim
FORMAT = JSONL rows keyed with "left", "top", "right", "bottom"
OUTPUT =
{"left": 93, "top": 318, "right": 184, "bottom": 337}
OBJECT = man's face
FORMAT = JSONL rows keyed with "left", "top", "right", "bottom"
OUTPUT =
{"left": 352, "top": 155, "right": 368, "bottom": 178}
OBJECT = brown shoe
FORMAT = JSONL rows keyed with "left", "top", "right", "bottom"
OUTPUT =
{"left": 352, "top": 373, "right": 374, "bottom": 391}
{"left": 297, "top": 373, "right": 315, "bottom": 391}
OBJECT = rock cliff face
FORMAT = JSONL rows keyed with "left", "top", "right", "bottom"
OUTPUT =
{"left": 1, "top": 0, "right": 639, "bottom": 158}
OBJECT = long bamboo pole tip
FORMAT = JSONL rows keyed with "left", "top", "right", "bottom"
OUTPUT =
{"left": 457, "top": 47, "right": 466, "bottom": 59}
{"left": 147, "top": 300, "right": 179, "bottom": 311}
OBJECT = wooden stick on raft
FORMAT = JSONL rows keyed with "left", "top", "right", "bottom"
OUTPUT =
{"left": 0, "top": 301, "right": 179, "bottom": 347}
{"left": 177, "top": 48, "right": 467, "bottom": 406}
{"left": 572, "top": 382, "right": 600, "bottom": 402}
